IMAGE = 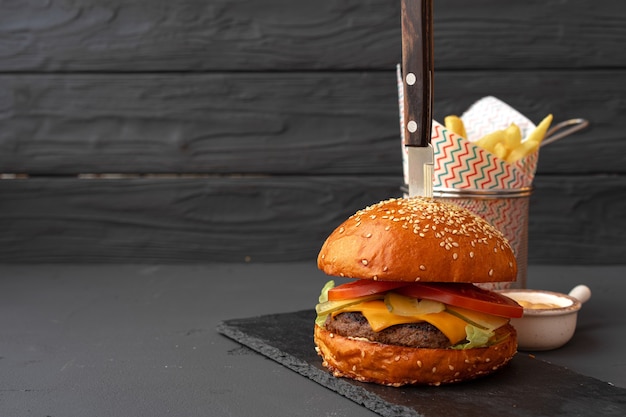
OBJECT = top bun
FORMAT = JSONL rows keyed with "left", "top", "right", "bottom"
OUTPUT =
{"left": 317, "top": 197, "right": 517, "bottom": 283}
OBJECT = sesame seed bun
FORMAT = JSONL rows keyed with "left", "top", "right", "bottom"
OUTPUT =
{"left": 314, "top": 323, "right": 517, "bottom": 386}
{"left": 317, "top": 197, "right": 517, "bottom": 283}
{"left": 314, "top": 197, "right": 519, "bottom": 386}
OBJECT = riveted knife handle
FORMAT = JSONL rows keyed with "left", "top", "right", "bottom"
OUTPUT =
{"left": 401, "top": 0, "right": 433, "bottom": 148}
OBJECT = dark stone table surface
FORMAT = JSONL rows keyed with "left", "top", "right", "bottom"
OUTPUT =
{"left": 1, "top": 263, "right": 623, "bottom": 416}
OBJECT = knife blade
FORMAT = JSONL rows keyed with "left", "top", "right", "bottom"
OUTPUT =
{"left": 401, "top": 0, "right": 434, "bottom": 198}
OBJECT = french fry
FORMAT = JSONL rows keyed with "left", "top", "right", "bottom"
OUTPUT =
{"left": 504, "top": 115, "right": 552, "bottom": 162}
{"left": 444, "top": 113, "right": 554, "bottom": 163}
{"left": 506, "top": 139, "right": 540, "bottom": 162}
{"left": 475, "top": 130, "right": 506, "bottom": 154}
{"left": 503, "top": 123, "right": 522, "bottom": 150}
{"left": 493, "top": 142, "right": 509, "bottom": 160}
{"left": 525, "top": 114, "right": 553, "bottom": 145}
{"left": 444, "top": 115, "right": 468, "bottom": 139}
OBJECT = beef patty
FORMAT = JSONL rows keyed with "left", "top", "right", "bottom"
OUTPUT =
{"left": 324, "top": 312, "right": 453, "bottom": 349}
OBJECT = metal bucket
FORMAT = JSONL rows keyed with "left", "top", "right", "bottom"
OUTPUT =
{"left": 432, "top": 187, "right": 532, "bottom": 289}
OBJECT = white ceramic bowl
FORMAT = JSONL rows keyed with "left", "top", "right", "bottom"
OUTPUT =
{"left": 497, "top": 285, "right": 591, "bottom": 351}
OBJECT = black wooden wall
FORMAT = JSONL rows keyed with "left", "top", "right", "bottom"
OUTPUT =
{"left": 0, "top": 0, "right": 624, "bottom": 264}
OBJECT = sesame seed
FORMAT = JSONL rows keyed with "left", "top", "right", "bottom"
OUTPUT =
{"left": 469, "top": 251, "right": 475, "bottom": 258}
{"left": 432, "top": 367, "right": 437, "bottom": 373}
{"left": 419, "top": 265, "right": 426, "bottom": 271}
{"left": 365, "top": 233, "right": 372, "bottom": 238}
{"left": 488, "top": 269, "right": 494, "bottom": 277}
{"left": 453, "top": 253, "right": 458, "bottom": 260}
{"left": 352, "top": 365, "right": 357, "bottom": 371}
{"left": 339, "top": 227, "right": 345, "bottom": 234}
{"left": 449, "top": 365, "right": 455, "bottom": 371}
{"left": 383, "top": 266, "right": 389, "bottom": 272}
{"left": 417, "top": 360, "right": 422, "bottom": 368}
{"left": 395, "top": 356, "right": 401, "bottom": 362}
{"left": 329, "top": 333, "right": 334, "bottom": 338}
{"left": 361, "top": 259, "right": 368, "bottom": 266}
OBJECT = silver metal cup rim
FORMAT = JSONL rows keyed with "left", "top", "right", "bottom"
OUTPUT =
{"left": 433, "top": 186, "right": 533, "bottom": 198}
{"left": 400, "top": 184, "right": 533, "bottom": 198}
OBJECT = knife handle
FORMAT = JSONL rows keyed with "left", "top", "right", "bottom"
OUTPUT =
{"left": 401, "top": 0, "right": 433, "bottom": 148}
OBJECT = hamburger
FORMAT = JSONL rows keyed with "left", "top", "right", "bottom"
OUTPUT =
{"left": 313, "top": 197, "right": 523, "bottom": 386}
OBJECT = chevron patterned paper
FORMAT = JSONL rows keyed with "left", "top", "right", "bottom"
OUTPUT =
{"left": 396, "top": 70, "right": 539, "bottom": 189}
{"left": 430, "top": 121, "right": 535, "bottom": 189}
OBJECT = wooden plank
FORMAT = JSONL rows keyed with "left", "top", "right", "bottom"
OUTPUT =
{"left": 0, "top": 70, "right": 623, "bottom": 175}
{"left": 0, "top": 176, "right": 399, "bottom": 263}
{"left": 0, "top": 0, "right": 624, "bottom": 71}
{"left": 0, "top": 174, "right": 622, "bottom": 264}
{"left": 529, "top": 174, "right": 626, "bottom": 264}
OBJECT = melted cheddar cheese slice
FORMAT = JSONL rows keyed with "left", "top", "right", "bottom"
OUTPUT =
{"left": 334, "top": 300, "right": 468, "bottom": 344}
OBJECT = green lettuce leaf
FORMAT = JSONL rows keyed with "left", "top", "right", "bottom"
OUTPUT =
{"left": 452, "top": 325, "right": 494, "bottom": 350}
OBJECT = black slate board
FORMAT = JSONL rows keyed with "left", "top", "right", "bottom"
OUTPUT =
{"left": 217, "top": 310, "right": 626, "bottom": 417}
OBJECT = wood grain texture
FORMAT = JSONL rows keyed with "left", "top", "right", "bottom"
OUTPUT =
{"left": 0, "top": 0, "right": 624, "bottom": 265}
{"left": 1, "top": 70, "right": 624, "bottom": 175}
{"left": 529, "top": 175, "right": 626, "bottom": 264}
{"left": 0, "top": 175, "right": 622, "bottom": 264}
{"left": 1, "top": 0, "right": 624, "bottom": 71}
{"left": 0, "top": 176, "right": 399, "bottom": 263}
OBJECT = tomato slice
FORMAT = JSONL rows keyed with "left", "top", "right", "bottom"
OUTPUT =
{"left": 396, "top": 283, "right": 523, "bottom": 318}
{"left": 327, "top": 280, "right": 408, "bottom": 301}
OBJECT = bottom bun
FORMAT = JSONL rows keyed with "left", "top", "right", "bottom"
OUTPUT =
{"left": 314, "top": 324, "right": 517, "bottom": 386}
